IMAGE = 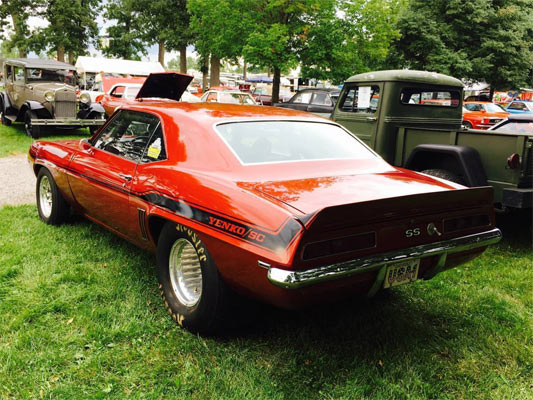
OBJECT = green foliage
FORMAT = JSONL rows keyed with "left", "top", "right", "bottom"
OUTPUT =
{"left": 32, "top": 0, "right": 100, "bottom": 62}
{"left": 0, "top": 204, "right": 531, "bottom": 399}
{"left": 0, "top": 0, "right": 45, "bottom": 56}
{"left": 167, "top": 55, "right": 199, "bottom": 71}
{"left": 391, "top": 0, "right": 533, "bottom": 90}
{"left": 101, "top": 0, "right": 146, "bottom": 60}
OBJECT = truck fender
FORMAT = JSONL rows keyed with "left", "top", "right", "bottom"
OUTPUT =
{"left": 0, "top": 91, "right": 12, "bottom": 111}
{"left": 405, "top": 144, "right": 488, "bottom": 187}
{"left": 77, "top": 102, "right": 105, "bottom": 119}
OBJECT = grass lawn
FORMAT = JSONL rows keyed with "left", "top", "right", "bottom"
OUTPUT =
{"left": 0, "top": 204, "right": 531, "bottom": 400}
{"left": 0, "top": 123, "right": 89, "bottom": 158}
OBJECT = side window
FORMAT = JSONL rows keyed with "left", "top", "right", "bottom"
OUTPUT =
{"left": 6, "top": 66, "right": 13, "bottom": 82}
{"left": 206, "top": 92, "right": 217, "bottom": 102}
{"left": 93, "top": 110, "right": 162, "bottom": 162}
{"left": 400, "top": 88, "right": 460, "bottom": 107}
{"left": 464, "top": 104, "right": 475, "bottom": 111}
{"left": 508, "top": 102, "right": 524, "bottom": 110}
{"left": 13, "top": 66, "right": 24, "bottom": 83}
{"left": 110, "top": 86, "right": 125, "bottom": 98}
{"left": 292, "top": 92, "right": 312, "bottom": 104}
{"left": 339, "top": 85, "right": 380, "bottom": 113}
{"left": 141, "top": 124, "right": 167, "bottom": 163}
{"left": 311, "top": 93, "right": 332, "bottom": 106}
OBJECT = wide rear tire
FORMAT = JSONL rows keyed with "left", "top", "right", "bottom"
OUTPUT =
{"left": 156, "top": 222, "right": 234, "bottom": 334}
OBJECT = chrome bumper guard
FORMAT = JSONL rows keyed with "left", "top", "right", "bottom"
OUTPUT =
{"left": 267, "top": 228, "right": 502, "bottom": 290}
{"left": 32, "top": 118, "right": 105, "bottom": 126}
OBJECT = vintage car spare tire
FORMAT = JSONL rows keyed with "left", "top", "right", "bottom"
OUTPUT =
{"left": 36, "top": 168, "right": 70, "bottom": 225}
{"left": 24, "top": 110, "right": 41, "bottom": 139}
{"left": 156, "top": 222, "right": 232, "bottom": 334}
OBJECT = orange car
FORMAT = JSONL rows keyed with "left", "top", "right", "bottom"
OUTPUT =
{"left": 462, "top": 102, "right": 509, "bottom": 129}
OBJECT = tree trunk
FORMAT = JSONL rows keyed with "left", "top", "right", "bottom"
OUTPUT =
{"left": 68, "top": 52, "right": 74, "bottom": 65}
{"left": 11, "top": 13, "right": 26, "bottom": 57}
{"left": 202, "top": 56, "right": 209, "bottom": 91}
{"left": 272, "top": 66, "right": 281, "bottom": 104}
{"left": 158, "top": 41, "right": 165, "bottom": 67}
{"left": 210, "top": 55, "right": 220, "bottom": 87}
{"left": 243, "top": 61, "right": 247, "bottom": 80}
{"left": 489, "top": 87, "right": 495, "bottom": 102}
{"left": 267, "top": 67, "right": 271, "bottom": 78}
{"left": 179, "top": 44, "right": 187, "bottom": 73}
{"left": 57, "top": 47, "right": 65, "bottom": 62}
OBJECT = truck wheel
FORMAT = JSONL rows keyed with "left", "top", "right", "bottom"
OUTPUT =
{"left": 421, "top": 169, "right": 465, "bottom": 185}
{"left": 24, "top": 111, "right": 41, "bottom": 139}
{"left": 1, "top": 109, "right": 12, "bottom": 126}
{"left": 156, "top": 222, "right": 233, "bottom": 334}
{"left": 36, "top": 168, "right": 70, "bottom": 225}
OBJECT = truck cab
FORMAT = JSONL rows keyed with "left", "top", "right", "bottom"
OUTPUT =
{"left": 331, "top": 70, "right": 532, "bottom": 210}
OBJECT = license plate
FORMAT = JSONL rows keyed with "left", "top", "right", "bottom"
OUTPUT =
{"left": 383, "top": 259, "right": 420, "bottom": 288}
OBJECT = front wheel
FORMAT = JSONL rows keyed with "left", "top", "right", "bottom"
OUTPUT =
{"left": 1, "top": 109, "right": 12, "bottom": 126}
{"left": 36, "top": 168, "right": 70, "bottom": 225}
{"left": 463, "top": 121, "right": 473, "bottom": 129}
{"left": 25, "top": 110, "right": 41, "bottom": 139}
{"left": 156, "top": 222, "right": 232, "bottom": 334}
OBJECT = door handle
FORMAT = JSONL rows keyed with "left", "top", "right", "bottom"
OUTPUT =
{"left": 118, "top": 173, "right": 132, "bottom": 181}
{"left": 366, "top": 116, "right": 377, "bottom": 121}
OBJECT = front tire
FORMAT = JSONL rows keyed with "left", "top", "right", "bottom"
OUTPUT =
{"left": 25, "top": 110, "right": 41, "bottom": 139}
{"left": 463, "top": 121, "right": 473, "bottom": 129}
{"left": 1, "top": 108, "right": 12, "bottom": 126}
{"left": 36, "top": 168, "right": 70, "bottom": 225}
{"left": 156, "top": 222, "right": 232, "bottom": 334}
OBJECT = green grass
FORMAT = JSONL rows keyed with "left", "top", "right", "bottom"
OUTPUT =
{"left": 0, "top": 205, "right": 531, "bottom": 399}
{"left": 0, "top": 123, "right": 89, "bottom": 157}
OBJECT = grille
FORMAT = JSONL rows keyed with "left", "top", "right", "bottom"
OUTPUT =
{"left": 54, "top": 90, "right": 76, "bottom": 118}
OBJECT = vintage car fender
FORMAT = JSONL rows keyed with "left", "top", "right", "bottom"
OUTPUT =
{"left": 77, "top": 102, "right": 105, "bottom": 119}
{"left": 17, "top": 101, "right": 51, "bottom": 121}
{"left": 405, "top": 144, "right": 488, "bottom": 187}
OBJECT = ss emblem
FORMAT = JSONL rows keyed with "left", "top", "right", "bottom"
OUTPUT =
{"left": 405, "top": 228, "right": 421, "bottom": 237}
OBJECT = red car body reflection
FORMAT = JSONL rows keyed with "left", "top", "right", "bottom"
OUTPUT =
{"left": 28, "top": 78, "right": 501, "bottom": 333}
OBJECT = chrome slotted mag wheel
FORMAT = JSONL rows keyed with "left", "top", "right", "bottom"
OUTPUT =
{"left": 169, "top": 238, "right": 203, "bottom": 307}
{"left": 39, "top": 174, "right": 53, "bottom": 218}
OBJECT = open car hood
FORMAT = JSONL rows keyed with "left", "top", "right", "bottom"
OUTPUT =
{"left": 135, "top": 72, "right": 193, "bottom": 101}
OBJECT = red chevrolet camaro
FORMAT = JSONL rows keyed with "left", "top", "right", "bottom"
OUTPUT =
{"left": 29, "top": 73, "right": 501, "bottom": 334}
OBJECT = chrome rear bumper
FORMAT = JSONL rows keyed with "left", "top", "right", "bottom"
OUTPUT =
{"left": 267, "top": 228, "right": 501, "bottom": 289}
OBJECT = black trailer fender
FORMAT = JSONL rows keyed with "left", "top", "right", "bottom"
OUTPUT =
{"left": 405, "top": 144, "right": 488, "bottom": 187}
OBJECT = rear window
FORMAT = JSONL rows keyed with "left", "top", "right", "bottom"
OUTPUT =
{"left": 216, "top": 121, "right": 375, "bottom": 165}
{"left": 400, "top": 88, "right": 460, "bottom": 107}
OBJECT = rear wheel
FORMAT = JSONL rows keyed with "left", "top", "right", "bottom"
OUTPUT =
{"left": 1, "top": 108, "right": 12, "bottom": 126}
{"left": 36, "top": 168, "right": 70, "bottom": 225}
{"left": 463, "top": 121, "right": 473, "bottom": 129}
{"left": 156, "top": 222, "right": 233, "bottom": 334}
{"left": 421, "top": 169, "right": 465, "bottom": 185}
{"left": 24, "top": 110, "right": 41, "bottom": 139}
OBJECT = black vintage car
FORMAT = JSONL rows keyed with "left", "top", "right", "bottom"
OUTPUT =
{"left": 274, "top": 88, "right": 341, "bottom": 117}
{"left": 0, "top": 58, "right": 105, "bottom": 138}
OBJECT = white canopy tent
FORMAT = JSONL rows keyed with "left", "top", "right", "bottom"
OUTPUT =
{"left": 75, "top": 56, "right": 164, "bottom": 76}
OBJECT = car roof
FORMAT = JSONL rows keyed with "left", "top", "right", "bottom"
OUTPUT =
{"left": 4, "top": 58, "right": 75, "bottom": 70}
{"left": 125, "top": 101, "right": 329, "bottom": 126}
{"left": 298, "top": 88, "right": 340, "bottom": 93}
{"left": 346, "top": 69, "right": 463, "bottom": 87}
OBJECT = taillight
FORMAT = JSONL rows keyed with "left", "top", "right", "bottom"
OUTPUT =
{"left": 507, "top": 153, "right": 520, "bottom": 169}
{"left": 301, "top": 232, "right": 376, "bottom": 260}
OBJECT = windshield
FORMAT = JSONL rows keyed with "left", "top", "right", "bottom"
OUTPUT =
{"left": 216, "top": 121, "right": 375, "bottom": 165}
{"left": 483, "top": 103, "right": 506, "bottom": 112}
{"left": 27, "top": 68, "right": 76, "bottom": 85}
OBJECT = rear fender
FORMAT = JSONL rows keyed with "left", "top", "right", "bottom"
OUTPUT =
{"left": 405, "top": 144, "right": 487, "bottom": 187}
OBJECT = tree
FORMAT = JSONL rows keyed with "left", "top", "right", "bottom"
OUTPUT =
{"left": 188, "top": 0, "right": 253, "bottom": 87}
{"left": 33, "top": 0, "right": 100, "bottom": 63}
{"left": 0, "top": 0, "right": 44, "bottom": 57}
{"left": 391, "top": 0, "right": 533, "bottom": 95}
{"left": 134, "top": 0, "right": 192, "bottom": 69}
{"left": 101, "top": 0, "right": 146, "bottom": 60}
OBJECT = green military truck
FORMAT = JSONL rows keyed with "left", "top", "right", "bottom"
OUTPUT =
{"left": 331, "top": 70, "right": 532, "bottom": 210}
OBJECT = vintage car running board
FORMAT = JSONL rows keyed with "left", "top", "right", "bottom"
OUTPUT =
{"left": 266, "top": 228, "right": 501, "bottom": 289}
